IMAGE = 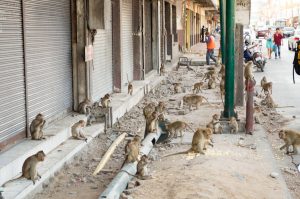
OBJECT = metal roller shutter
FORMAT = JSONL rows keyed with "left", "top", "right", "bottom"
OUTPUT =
{"left": 144, "top": 0, "right": 153, "bottom": 74}
{"left": 0, "top": 0, "right": 27, "bottom": 144}
{"left": 24, "top": 0, "right": 72, "bottom": 121}
{"left": 121, "top": 0, "right": 133, "bottom": 86}
{"left": 92, "top": 29, "right": 113, "bottom": 101}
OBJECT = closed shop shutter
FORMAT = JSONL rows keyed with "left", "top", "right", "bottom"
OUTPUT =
{"left": 92, "top": 29, "right": 113, "bottom": 101}
{"left": 121, "top": 0, "right": 133, "bottom": 86}
{"left": 144, "top": 0, "right": 153, "bottom": 73}
{"left": 0, "top": 0, "right": 26, "bottom": 145}
{"left": 24, "top": 0, "right": 72, "bottom": 121}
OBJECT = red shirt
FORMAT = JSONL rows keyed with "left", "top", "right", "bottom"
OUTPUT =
{"left": 273, "top": 33, "right": 283, "bottom": 46}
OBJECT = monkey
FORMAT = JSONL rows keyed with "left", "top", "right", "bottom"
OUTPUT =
{"left": 100, "top": 93, "right": 110, "bottom": 108}
{"left": 220, "top": 76, "right": 225, "bottom": 105}
{"left": 127, "top": 73, "right": 133, "bottom": 96}
{"left": 202, "top": 70, "right": 216, "bottom": 82}
{"left": 30, "top": 113, "right": 46, "bottom": 140}
{"left": 192, "top": 82, "right": 204, "bottom": 93}
{"left": 122, "top": 135, "right": 141, "bottom": 167}
{"left": 264, "top": 93, "right": 277, "bottom": 108}
{"left": 155, "top": 101, "right": 166, "bottom": 121}
{"left": 22, "top": 151, "right": 46, "bottom": 184}
{"left": 164, "top": 128, "right": 214, "bottom": 157}
{"left": 244, "top": 61, "right": 254, "bottom": 80}
{"left": 160, "top": 63, "right": 166, "bottom": 76}
{"left": 228, "top": 117, "right": 238, "bottom": 134}
{"left": 121, "top": 155, "right": 152, "bottom": 180}
{"left": 182, "top": 94, "right": 210, "bottom": 110}
{"left": 78, "top": 98, "right": 92, "bottom": 115}
{"left": 208, "top": 76, "right": 216, "bottom": 89}
{"left": 145, "top": 111, "right": 159, "bottom": 137}
{"left": 279, "top": 129, "right": 300, "bottom": 154}
{"left": 172, "top": 83, "right": 182, "bottom": 93}
{"left": 71, "top": 120, "right": 87, "bottom": 142}
{"left": 260, "top": 76, "right": 267, "bottom": 88}
{"left": 261, "top": 81, "right": 273, "bottom": 95}
{"left": 206, "top": 114, "right": 223, "bottom": 134}
{"left": 165, "top": 121, "right": 194, "bottom": 139}
{"left": 143, "top": 102, "right": 156, "bottom": 119}
{"left": 219, "top": 64, "right": 225, "bottom": 78}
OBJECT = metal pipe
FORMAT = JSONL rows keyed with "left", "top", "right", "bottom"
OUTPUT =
{"left": 219, "top": 0, "right": 226, "bottom": 64}
{"left": 223, "top": 0, "right": 235, "bottom": 118}
{"left": 99, "top": 128, "right": 162, "bottom": 199}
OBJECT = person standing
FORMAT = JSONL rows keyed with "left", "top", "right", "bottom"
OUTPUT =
{"left": 201, "top": 26, "right": 205, "bottom": 42}
{"left": 205, "top": 31, "right": 217, "bottom": 65}
{"left": 265, "top": 28, "right": 273, "bottom": 59}
{"left": 273, "top": 28, "right": 283, "bottom": 59}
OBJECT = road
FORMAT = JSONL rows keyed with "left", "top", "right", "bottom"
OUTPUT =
{"left": 254, "top": 38, "right": 300, "bottom": 129}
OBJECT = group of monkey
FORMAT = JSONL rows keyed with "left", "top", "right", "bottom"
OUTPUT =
{"left": 7, "top": 61, "right": 299, "bottom": 187}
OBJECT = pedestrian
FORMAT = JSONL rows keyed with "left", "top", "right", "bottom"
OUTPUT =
{"left": 201, "top": 26, "right": 205, "bottom": 42}
{"left": 273, "top": 28, "right": 283, "bottom": 59}
{"left": 265, "top": 28, "right": 273, "bottom": 59}
{"left": 205, "top": 31, "right": 217, "bottom": 65}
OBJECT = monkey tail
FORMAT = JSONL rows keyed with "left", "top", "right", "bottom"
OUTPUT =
{"left": 275, "top": 106, "right": 295, "bottom": 109}
{"left": 120, "top": 170, "right": 137, "bottom": 177}
{"left": 186, "top": 124, "right": 194, "bottom": 133}
{"left": 202, "top": 96, "right": 212, "bottom": 106}
{"left": 163, "top": 148, "right": 193, "bottom": 158}
{"left": 3, "top": 174, "right": 23, "bottom": 187}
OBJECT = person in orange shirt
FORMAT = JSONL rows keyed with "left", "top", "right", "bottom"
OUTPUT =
{"left": 205, "top": 31, "right": 217, "bottom": 65}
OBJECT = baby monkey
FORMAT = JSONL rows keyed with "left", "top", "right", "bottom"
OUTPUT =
{"left": 206, "top": 114, "right": 222, "bottom": 134}
{"left": 279, "top": 129, "right": 300, "bottom": 154}
{"left": 78, "top": 98, "right": 92, "bottom": 115}
{"left": 229, "top": 117, "right": 238, "bottom": 134}
{"left": 193, "top": 82, "right": 204, "bottom": 93}
{"left": 244, "top": 61, "right": 254, "bottom": 80}
{"left": 160, "top": 63, "right": 166, "bottom": 76}
{"left": 71, "top": 120, "right": 87, "bottom": 142}
{"left": 121, "top": 155, "right": 152, "bottom": 180}
{"left": 100, "top": 93, "right": 111, "bottom": 108}
{"left": 30, "top": 113, "right": 46, "bottom": 140}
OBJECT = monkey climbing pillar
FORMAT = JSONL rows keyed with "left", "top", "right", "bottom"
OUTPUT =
{"left": 223, "top": 0, "right": 235, "bottom": 118}
{"left": 219, "top": 0, "right": 225, "bottom": 64}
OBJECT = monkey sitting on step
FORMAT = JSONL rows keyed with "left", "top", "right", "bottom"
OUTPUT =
{"left": 78, "top": 98, "right": 92, "bottom": 115}
{"left": 100, "top": 93, "right": 111, "bottom": 108}
{"left": 71, "top": 120, "right": 87, "bottom": 142}
{"left": 30, "top": 113, "right": 46, "bottom": 140}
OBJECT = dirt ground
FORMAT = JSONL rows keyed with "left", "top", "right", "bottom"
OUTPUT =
{"left": 32, "top": 63, "right": 299, "bottom": 199}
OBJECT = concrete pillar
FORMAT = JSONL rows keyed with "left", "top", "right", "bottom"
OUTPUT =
{"left": 176, "top": 0, "right": 184, "bottom": 51}
{"left": 112, "top": 0, "right": 121, "bottom": 89}
{"left": 133, "top": 0, "right": 143, "bottom": 80}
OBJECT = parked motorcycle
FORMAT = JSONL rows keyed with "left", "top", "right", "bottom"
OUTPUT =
{"left": 244, "top": 40, "right": 267, "bottom": 72}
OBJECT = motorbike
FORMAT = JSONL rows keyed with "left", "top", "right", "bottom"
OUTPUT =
{"left": 244, "top": 40, "right": 267, "bottom": 72}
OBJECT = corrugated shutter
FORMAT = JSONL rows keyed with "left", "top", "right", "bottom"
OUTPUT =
{"left": 24, "top": 0, "right": 72, "bottom": 121}
{"left": 144, "top": 0, "right": 153, "bottom": 74}
{"left": 0, "top": 0, "right": 26, "bottom": 143}
{"left": 92, "top": 29, "right": 113, "bottom": 101}
{"left": 121, "top": 0, "right": 133, "bottom": 86}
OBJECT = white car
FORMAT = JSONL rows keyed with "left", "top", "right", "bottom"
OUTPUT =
{"left": 288, "top": 29, "right": 300, "bottom": 51}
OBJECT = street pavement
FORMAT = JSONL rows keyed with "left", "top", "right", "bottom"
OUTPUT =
{"left": 253, "top": 39, "right": 300, "bottom": 129}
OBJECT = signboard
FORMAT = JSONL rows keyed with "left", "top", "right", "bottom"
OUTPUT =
{"left": 236, "top": 0, "right": 251, "bottom": 26}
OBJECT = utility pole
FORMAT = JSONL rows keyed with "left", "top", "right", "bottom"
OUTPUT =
{"left": 219, "top": 0, "right": 225, "bottom": 64}
{"left": 223, "top": 0, "right": 235, "bottom": 118}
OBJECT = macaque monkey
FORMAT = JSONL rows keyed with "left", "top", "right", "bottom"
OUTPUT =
{"left": 260, "top": 76, "right": 267, "bottom": 88}
{"left": 279, "top": 129, "right": 300, "bottom": 154}
{"left": 160, "top": 63, "right": 166, "bottom": 76}
{"left": 228, "top": 117, "right": 238, "bottom": 134}
{"left": 145, "top": 111, "right": 159, "bottom": 136}
{"left": 164, "top": 128, "right": 213, "bottom": 157}
{"left": 155, "top": 101, "right": 166, "bottom": 121}
{"left": 71, "top": 120, "right": 87, "bottom": 142}
{"left": 143, "top": 102, "right": 156, "bottom": 119}
{"left": 172, "top": 83, "right": 182, "bottom": 93}
{"left": 183, "top": 94, "right": 209, "bottom": 110}
{"left": 244, "top": 61, "right": 254, "bottom": 80}
{"left": 219, "top": 64, "right": 225, "bottom": 78}
{"left": 100, "top": 93, "right": 110, "bottom": 108}
{"left": 208, "top": 76, "right": 216, "bottom": 89}
{"left": 261, "top": 81, "right": 273, "bottom": 94}
{"left": 202, "top": 70, "right": 216, "bottom": 82}
{"left": 264, "top": 93, "right": 277, "bottom": 108}
{"left": 30, "top": 113, "right": 46, "bottom": 140}
{"left": 21, "top": 151, "right": 46, "bottom": 184}
{"left": 165, "top": 121, "right": 194, "bottom": 138}
{"left": 121, "top": 155, "right": 151, "bottom": 180}
{"left": 220, "top": 76, "right": 225, "bottom": 104}
{"left": 206, "top": 114, "right": 222, "bottom": 134}
{"left": 78, "top": 98, "right": 92, "bottom": 115}
{"left": 127, "top": 73, "right": 133, "bottom": 96}
{"left": 122, "top": 135, "right": 141, "bottom": 167}
{"left": 193, "top": 82, "right": 204, "bottom": 93}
